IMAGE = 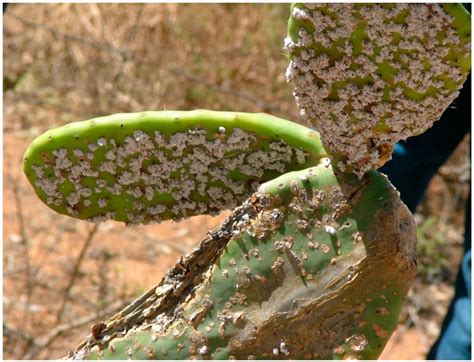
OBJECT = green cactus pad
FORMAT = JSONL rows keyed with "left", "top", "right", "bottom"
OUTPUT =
{"left": 286, "top": 3, "right": 471, "bottom": 175}
{"left": 23, "top": 110, "right": 327, "bottom": 224}
{"left": 70, "top": 161, "right": 416, "bottom": 360}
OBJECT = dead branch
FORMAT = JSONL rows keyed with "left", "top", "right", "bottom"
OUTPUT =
{"left": 22, "top": 299, "right": 131, "bottom": 359}
{"left": 7, "top": 173, "right": 34, "bottom": 356}
{"left": 55, "top": 223, "right": 99, "bottom": 324}
{"left": 6, "top": 10, "right": 293, "bottom": 118}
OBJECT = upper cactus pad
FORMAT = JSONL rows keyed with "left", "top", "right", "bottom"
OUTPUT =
{"left": 286, "top": 3, "right": 471, "bottom": 175}
{"left": 23, "top": 110, "right": 327, "bottom": 224}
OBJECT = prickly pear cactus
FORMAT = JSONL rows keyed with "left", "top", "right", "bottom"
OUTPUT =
{"left": 23, "top": 109, "right": 417, "bottom": 360}
{"left": 66, "top": 162, "right": 416, "bottom": 360}
{"left": 23, "top": 110, "right": 326, "bottom": 224}
{"left": 24, "top": 2, "right": 447, "bottom": 356}
{"left": 286, "top": 3, "right": 471, "bottom": 175}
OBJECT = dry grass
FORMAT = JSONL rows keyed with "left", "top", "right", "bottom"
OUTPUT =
{"left": 4, "top": 3, "right": 296, "bottom": 132}
{"left": 3, "top": 3, "right": 470, "bottom": 359}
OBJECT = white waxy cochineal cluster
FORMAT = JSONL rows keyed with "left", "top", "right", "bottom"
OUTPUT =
{"left": 30, "top": 126, "right": 310, "bottom": 224}
{"left": 286, "top": 3, "right": 470, "bottom": 175}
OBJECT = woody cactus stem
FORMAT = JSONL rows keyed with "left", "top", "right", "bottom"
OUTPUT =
{"left": 69, "top": 163, "right": 416, "bottom": 360}
{"left": 286, "top": 3, "right": 471, "bottom": 175}
{"left": 23, "top": 110, "right": 326, "bottom": 225}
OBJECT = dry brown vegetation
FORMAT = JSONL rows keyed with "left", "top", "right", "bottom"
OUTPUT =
{"left": 3, "top": 4, "right": 470, "bottom": 359}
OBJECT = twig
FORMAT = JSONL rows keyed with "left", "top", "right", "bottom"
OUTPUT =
{"left": 4, "top": 92, "right": 91, "bottom": 121}
{"left": 5, "top": 273, "right": 99, "bottom": 310}
{"left": 8, "top": 174, "right": 34, "bottom": 356}
{"left": 6, "top": 10, "right": 294, "bottom": 118}
{"left": 55, "top": 223, "right": 99, "bottom": 324}
{"left": 406, "top": 297, "right": 429, "bottom": 350}
{"left": 22, "top": 299, "right": 131, "bottom": 360}
{"left": 8, "top": 176, "right": 31, "bottom": 288}
{"left": 8, "top": 12, "right": 130, "bottom": 59}
{"left": 3, "top": 321, "right": 36, "bottom": 352}
{"left": 95, "top": 250, "right": 112, "bottom": 313}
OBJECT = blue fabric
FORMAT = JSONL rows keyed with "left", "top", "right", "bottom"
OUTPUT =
{"left": 380, "top": 74, "right": 471, "bottom": 360}
{"left": 427, "top": 196, "right": 471, "bottom": 360}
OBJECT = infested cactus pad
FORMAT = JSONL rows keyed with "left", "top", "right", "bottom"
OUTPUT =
{"left": 23, "top": 110, "right": 327, "bottom": 224}
{"left": 286, "top": 3, "right": 471, "bottom": 174}
{"left": 71, "top": 162, "right": 416, "bottom": 360}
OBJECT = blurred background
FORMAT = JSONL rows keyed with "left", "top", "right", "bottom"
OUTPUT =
{"left": 3, "top": 3, "right": 470, "bottom": 359}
